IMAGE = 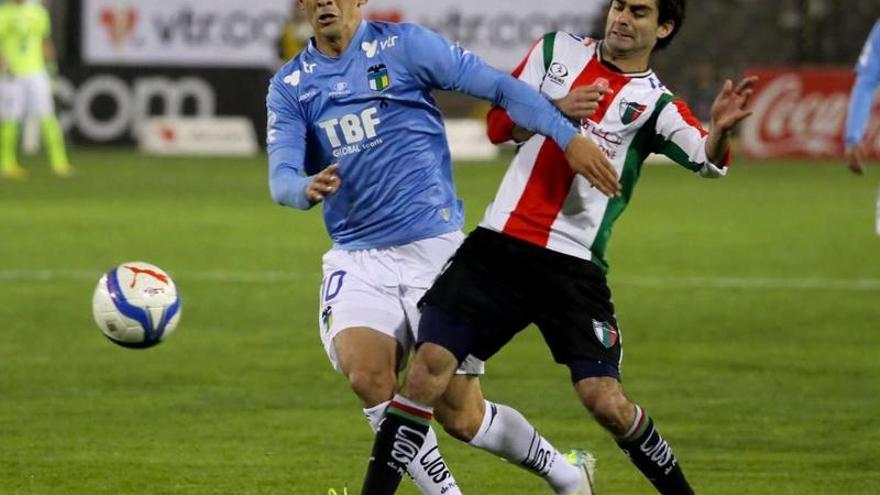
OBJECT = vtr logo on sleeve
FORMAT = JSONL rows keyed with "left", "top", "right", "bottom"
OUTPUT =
{"left": 318, "top": 107, "right": 382, "bottom": 148}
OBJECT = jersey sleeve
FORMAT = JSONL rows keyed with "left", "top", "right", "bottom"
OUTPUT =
{"left": 266, "top": 76, "right": 314, "bottom": 210}
{"left": 845, "top": 21, "right": 880, "bottom": 148}
{"left": 487, "top": 35, "right": 549, "bottom": 144}
{"left": 398, "top": 24, "right": 576, "bottom": 151}
{"left": 653, "top": 96, "right": 729, "bottom": 178}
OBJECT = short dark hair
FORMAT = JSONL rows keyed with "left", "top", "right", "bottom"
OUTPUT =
{"left": 655, "top": 0, "right": 686, "bottom": 50}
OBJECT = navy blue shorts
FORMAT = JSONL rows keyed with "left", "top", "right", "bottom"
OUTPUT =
{"left": 418, "top": 228, "right": 622, "bottom": 382}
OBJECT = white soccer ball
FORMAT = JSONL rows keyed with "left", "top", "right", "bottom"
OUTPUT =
{"left": 92, "top": 262, "right": 182, "bottom": 349}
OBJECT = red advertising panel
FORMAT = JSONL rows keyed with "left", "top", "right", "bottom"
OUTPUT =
{"left": 740, "top": 68, "right": 880, "bottom": 159}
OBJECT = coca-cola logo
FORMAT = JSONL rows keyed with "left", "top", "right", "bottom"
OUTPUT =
{"left": 741, "top": 70, "right": 880, "bottom": 158}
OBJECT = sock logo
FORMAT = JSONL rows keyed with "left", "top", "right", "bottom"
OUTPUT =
{"left": 640, "top": 432, "right": 674, "bottom": 470}
{"left": 522, "top": 431, "right": 555, "bottom": 476}
{"left": 391, "top": 425, "right": 425, "bottom": 467}
{"left": 419, "top": 445, "right": 451, "bottom": 483}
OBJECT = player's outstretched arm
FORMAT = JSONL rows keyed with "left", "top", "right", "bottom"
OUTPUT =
{"left": 705, "top": 76, "right": 758, "bottom": 165}
{"left": 845, "top": 21, "right": 880, "bottom": 175}
{"left": 400, "top": 25, "right": 578, "bottom": 152}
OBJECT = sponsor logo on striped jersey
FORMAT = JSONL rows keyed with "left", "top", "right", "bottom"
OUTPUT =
{"left": 547, "top": 62, "right": 569, "bottom": 85}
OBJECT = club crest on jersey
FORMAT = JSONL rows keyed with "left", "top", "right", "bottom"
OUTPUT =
{"left": 619, "top": 98, "right": 647, "bottom": 125}
{"left": 592, "top": 319, "right": 619, "bottom": 348}
{"left": 368, "top": 64, "right": 391, "bottom": 92}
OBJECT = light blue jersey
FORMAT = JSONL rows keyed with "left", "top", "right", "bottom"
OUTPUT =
{"left": 846, "top": 20, "right": 880, "bottom": 148}
{"left": 268, "top": 21, "right": 577, "bottom": 250}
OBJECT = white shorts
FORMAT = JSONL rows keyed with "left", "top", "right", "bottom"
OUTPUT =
{"left": 319, "top": 231, "right": 484, "bottom": 375}
{"left": 0, "top": 71, "right": 55, "bottom": 122}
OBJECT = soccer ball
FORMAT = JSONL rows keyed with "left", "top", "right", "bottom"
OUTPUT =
{"left": 92, "top": 262, "right": 182, "bottom": 349}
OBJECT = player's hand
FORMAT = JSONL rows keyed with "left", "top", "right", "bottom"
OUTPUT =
{"left": 565, "top": 135, "right": 621, "bottom": 197}
{"left": 710, "top": 76, "right": 758, "bottom": 133}
{"left": 553, "top": 85, "right": 612, "bottom": 121}
{"left": 306, "top": 164, "right": 341, "bottom": 203}
{"left": 845, "top": 143, "right": 868, "bottom": 175}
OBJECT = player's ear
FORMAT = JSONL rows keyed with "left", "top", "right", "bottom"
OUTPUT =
{"left": 656, "top": 20, "right": 674, "bottom": 42}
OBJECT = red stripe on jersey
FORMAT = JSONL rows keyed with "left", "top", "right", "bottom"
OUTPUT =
{"left": 502, "top": 139, "right": 575, "bottom": 246}
{"left": 672, "top": 99, "right": 709, "bottom": 137}
{"left": 487, "top": 107, "right": 516, "bottom": 144}
{"left": 576, "top": 58, "right": 633, "bottom": 124}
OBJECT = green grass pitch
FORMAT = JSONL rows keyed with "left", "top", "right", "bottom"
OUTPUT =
{"left": 1, "top": 149, "right": 878, "bottom": 494}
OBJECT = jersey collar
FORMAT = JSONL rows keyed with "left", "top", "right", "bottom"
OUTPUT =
{"left": 306, "top": 20, "right": 369, "bottom": 63}
{"left": 596, "top": 41, "right": 654, "bottom": 79}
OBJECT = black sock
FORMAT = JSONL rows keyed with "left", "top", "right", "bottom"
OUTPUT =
{"left": 617, "top": 406, "right": 695, "bottom": 495}
{"left": 361, "top": 396, "right": 434, "bottom": 495}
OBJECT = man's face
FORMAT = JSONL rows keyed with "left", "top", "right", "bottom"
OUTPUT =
{"left": 298, "top": 0, "right": 365, "bottom": 42}
{"left": 604, "top": 0, "right": 672, "bottom": 54}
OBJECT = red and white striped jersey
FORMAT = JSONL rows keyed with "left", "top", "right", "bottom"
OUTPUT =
{"left": 482, "top": 32, "right": 730, "bottom": 271}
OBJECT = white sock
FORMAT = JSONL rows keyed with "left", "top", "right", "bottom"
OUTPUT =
{"left": 363, "top": 401, "right": 462, "bottom": 495}
{"left": 468, "top": 401, "right": 581, "bottom": 495}
{"left": 875, "top": 189, "right": 880, "bottom": 236}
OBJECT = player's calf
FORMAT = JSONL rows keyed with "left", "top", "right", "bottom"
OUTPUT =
{"left": 434, "top": 376, "right": 486, "bottom": 442}
{"left": 575, "top": 376, "right": 636, "bottom": 435}
{"left": 575, "top": 378, "right": 695, "bottom": 495}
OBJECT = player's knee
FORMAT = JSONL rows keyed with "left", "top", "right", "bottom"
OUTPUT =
{"left": 346, "top": 368, "right": 396, "bottom": 405}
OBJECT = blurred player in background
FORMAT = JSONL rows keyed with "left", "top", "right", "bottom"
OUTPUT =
{"left": 268, "top": 0, "right": 619, "bottom": 493}
{"left": 360, "top": 0, "right": 757, "bottom": 494}
{"left": 844, "top": 19, "right": 879, "bottom": 233}
{"left": 277, "top": 1, "right": 311, "bottom": 64}
{"left": 0, "top": 0, "right": 71, "bottom": 180}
